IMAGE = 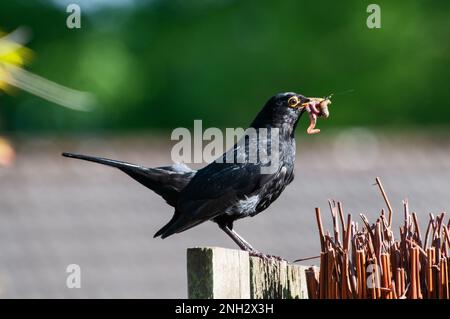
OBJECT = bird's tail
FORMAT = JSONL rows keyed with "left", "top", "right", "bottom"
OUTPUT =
{"left": 62, "top": 152, "right": 131, "bottom": 169}
{"left": 62, "top": 152, "right": 195, "bottom": 207}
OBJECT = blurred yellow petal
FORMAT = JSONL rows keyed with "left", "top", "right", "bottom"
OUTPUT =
{"left": 3, "top": 64, "right": 95, "bottom": 111}
{"left": 0, "top": 27, "right": 33, "bottom": 67}
{"left": 0, "top": 47, "right": 33, "bottom": 66}
{"left": 0, "top": 66, "right": 17, "bottom": 94}
{"left": 0, "top": 64, "right": 10, "bottom": 91}
{"left": 0, "top": 137, "right": 15, "bottom": 167}
{"left": 0, "top": 28, "right": 33, "bottom": 92}
{"left": 0, "top": 27, "right": 95, "bottom": 111}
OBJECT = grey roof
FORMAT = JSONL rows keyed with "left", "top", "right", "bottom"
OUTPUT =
{"left": 0, "top": 132, "right": 449, "bottom": 298}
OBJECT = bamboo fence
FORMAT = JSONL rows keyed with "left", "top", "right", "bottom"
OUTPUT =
{"left": 305, "top": 177, "right": 450, "bottom": 299}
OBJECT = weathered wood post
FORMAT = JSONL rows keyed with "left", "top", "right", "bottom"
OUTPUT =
{"left": 187, "top": 246, "right": 318, "bottom": 299}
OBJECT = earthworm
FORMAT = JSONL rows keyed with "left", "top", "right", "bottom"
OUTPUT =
{"left": 306, "top": 98, "right": 331, "bottom": 135}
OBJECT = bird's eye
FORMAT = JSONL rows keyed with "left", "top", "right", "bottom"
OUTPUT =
{"left": 288, "top": 96, "right": 299, "bottom": 107}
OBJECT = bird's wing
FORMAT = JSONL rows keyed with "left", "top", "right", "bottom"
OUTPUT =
{"left": 156, "top": 160, "right": 277, "bottom": 237}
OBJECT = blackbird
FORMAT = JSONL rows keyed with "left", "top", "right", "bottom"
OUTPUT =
{"left": 62, "top": 92, "right": 331, "bottom": 254}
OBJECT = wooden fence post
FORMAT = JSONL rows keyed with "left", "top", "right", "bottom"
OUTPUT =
{"left": 187, "top": 246, "right": 317, "bottom": 299}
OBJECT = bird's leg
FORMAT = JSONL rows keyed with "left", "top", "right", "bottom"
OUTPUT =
{"left": 231, "top": 230, "right": 281, "bottom": 260}
{"left": 230, "top": 229, "right": 255, "bottom": 252}
{"left": 218, "top": 222, "right": 286, "bottom": 260}
{"left": 219, "top": 225, "right": 280, "bottom": 260}
{"left": 219, "top": 224, "right": 254, "bottom": 252}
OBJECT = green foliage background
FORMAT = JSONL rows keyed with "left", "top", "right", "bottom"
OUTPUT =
{"left": 0, "top": 0, "right": 449, "bottom": 133}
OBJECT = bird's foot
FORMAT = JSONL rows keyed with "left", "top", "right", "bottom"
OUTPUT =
{"left": 266, "top": 254, "right": 286, "bottom": 262}
{"left": 248, "top": 250, "right": 286, "bottom": 262}
{"left": 249, "top": 250, "right": 271, "bottom": 260}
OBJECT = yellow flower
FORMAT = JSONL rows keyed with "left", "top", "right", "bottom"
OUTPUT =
{"left": 0, "top": 27, "right": 94, "bottom": 111}
{"left": 0, "top": 29, "right": 33, "bottom": 92}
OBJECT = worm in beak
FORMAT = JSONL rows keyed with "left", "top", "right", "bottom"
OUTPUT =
{"left": 303, "top": 97, "right": 332, "bottom": 135}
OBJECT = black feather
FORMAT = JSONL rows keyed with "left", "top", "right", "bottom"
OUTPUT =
{"left": 63, "top": 92, "right": 308, "bottom": 245}
{"left": 62, "top": 152, "right": 195, "bottom": 207}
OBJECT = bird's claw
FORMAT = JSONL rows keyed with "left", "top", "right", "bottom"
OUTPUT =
{"left": 248, "top": 250, "right": 286, "bottom": 262}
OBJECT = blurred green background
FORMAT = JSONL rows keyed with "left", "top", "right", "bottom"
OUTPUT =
{"left": 0, "top": 0, "right": 449, "bottom": 133}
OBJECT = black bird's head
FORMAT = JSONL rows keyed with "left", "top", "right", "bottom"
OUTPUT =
{"left": 250, "top": 92, "right": 331, "bottom": 136}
